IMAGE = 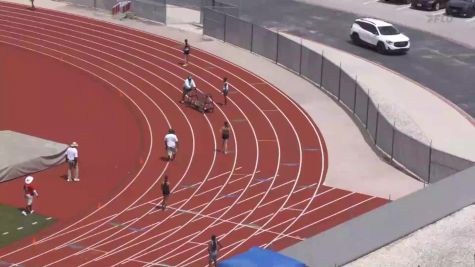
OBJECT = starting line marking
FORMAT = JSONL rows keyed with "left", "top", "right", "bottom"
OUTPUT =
{"left": 257, "top": 139, "right": 276, "bottom": 142}
{"left": 303, "top": 148, "right": 320, "bottom": 152}
{"left": 281, "top": 162, "right": 299, "bottom": 167}
{"left": 231, "top": 118, "right": 247, "bottom": 123}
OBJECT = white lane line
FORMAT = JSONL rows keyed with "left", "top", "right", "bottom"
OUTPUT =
{"left": 194, "top": 171, "right": 260, "bottom": 197}
{"left": 257, "top": 139, "right": 276, "bottom": 142}
{"left": 32, "top": 222, "right": 38, "bottom": 225}
{"left": 16, "top": 227, "right": 23, "bottom": 230}
{"left": 2, "top": 232, "right": 9, "bottom": 235}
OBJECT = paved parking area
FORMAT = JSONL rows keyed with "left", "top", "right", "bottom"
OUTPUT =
{"left": 232, "top": 0, "right": 475, "bottom": 120}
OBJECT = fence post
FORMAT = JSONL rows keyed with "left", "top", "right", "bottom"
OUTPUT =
{"left": 374, "top": 104, "right": 380, "bottom": 145}
{"left": 250, "top": 23, "right": 254, "bottom": 52}
{"left": 390, "top": 121, "right": 396, "bottom": 161}
{"left": 337, "top": 62, "right": 342, "bottom": 101}
{"left": 365, "top": 89, "right": 370, "bottom": 129}
{"left": 320, "top": 51, "right": 325, "bottom": 87}
{"left": 427, "top": 140, "right": 433, "bottom": 184}
{"left": 275, "top": 32, "right": 279, "bottom": 63}
{"left": 299, "top": 39, "right": 303, "bottom": 75}
{"left": 223, "top": 15, "right": 227, "bottom": 42}
{"left": 352, "top": 75, "right": 357, "bottom": 114}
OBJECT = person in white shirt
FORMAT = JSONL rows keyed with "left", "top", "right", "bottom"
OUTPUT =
{"left": 181, "top": 75, "right": 196, "bottom": 103}
{"left": 164, "top": 129, "right": 179, "bottom": 161}
{"left": 65, "top": 142, "right": 79, "bottom": 181}
{"left": 222, "top": 77, "right": 229, "bottom": 105}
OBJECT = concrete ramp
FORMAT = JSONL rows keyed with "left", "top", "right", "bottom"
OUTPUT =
{"left": 0, "top": 131, "right": 68, "bottom": 182}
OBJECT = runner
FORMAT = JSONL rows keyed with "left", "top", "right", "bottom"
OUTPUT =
{"left": 208, "top": 235, "right": 223, "bottom": 266}
{"left": 22, "top": 176, "right": 39, "bottom": 216}
{"left": 159, "top": 175, "right": 170, "bottom": 210}
{"left": 181, "top": 75, "right": 196, "bottom": 103}
{"left": 222, "top": 77, "right": 229, "bottom": 105}
{"left": 29, "top": 0, "right": 35, "bottom": 10}
{"left": 220, "top": 121, "right": 230, "bottom": 155}
{"left": 183, "top": 39, "right": 190, "bottom": 66}
{"left": 164, "top": 129, "right": 179, "bottom": 161}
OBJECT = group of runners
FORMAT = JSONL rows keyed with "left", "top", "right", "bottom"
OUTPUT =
{"left": 181, "top": 40, "right": 230, "bottom": 106}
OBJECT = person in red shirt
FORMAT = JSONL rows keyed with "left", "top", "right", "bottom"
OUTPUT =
{"left": 22, "top": 176, "right": 39, "bottom": 216}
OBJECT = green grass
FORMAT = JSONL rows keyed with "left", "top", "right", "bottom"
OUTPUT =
{"left": 0, "top": 204, "right": 54, "bottom": 248}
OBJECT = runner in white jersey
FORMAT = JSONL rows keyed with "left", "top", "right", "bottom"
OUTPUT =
{"left": 164, "top": 129, "right": 179, "bottom": 161}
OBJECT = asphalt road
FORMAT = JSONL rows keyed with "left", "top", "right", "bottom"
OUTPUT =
{"left": 231, "top": 0, "right": 475, "bottom": 119}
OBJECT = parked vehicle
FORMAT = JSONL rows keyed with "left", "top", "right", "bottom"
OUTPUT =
{"left": 384, "top": 0, "right": 411, "bottom": 4}
{"left": 350, "top": 18, "right": 410, "bottom": 54}
{"left": 446, "top": 0, "right": 475, "bottom": 17}
{"left": 411, "top": 0, "right": 449, "bottom": 10}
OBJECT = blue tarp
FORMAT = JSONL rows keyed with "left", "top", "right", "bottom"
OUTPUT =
{"left": 219, "top": 247, "right": 306, "bottom": 267}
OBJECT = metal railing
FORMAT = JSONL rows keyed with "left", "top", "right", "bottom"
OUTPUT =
{"left": 202, "top": 7, "right": 474, "bottom": 183}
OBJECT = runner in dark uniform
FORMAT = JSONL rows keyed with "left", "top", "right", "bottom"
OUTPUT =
{"left": 183, "top": 39, "right": 190, "bottom": 66}
{"left": 159, "top": 175, "right": 170, "bottom": 210}
{"left": 208, "top": 235, "right": 223, "bottom": 266}
{"left": 221, "top": 121, "right": 230, "bottom": 155}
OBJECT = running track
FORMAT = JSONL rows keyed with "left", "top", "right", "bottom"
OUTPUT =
{"left": 0, "top": 2, "right": 388, "bottom": 266}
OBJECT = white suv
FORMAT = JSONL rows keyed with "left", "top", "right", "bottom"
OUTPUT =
{"left": 350, "top": 18, "right": 410, "bottom": 54}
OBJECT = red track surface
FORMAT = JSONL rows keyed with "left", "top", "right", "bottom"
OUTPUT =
{"left": 0, "top": 2, "right": 387, "bottom": 266}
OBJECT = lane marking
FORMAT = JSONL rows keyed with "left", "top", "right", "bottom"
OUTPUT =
{"left": 16, "top": 227, "right": 23, "bottom": 231}
{"left": 281, "top": 162, "right": 299, "bottom": 167}
{"left": 32, "top": 221, "right": 38, "bottom": 225}
{"left": 303, "top": 147, "right": 320, "bottom": 152}
{"left": 257, "top": 139, "right": 276, "bottom": 142}
{"left": 2, "top": 232, "right": 9, "bottom": 236}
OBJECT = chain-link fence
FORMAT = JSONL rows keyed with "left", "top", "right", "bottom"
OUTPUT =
{"left": 202, "top": 7, "right": 474, "bottom": 183}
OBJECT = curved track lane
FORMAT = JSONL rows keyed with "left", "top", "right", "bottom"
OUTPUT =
{"left": 0, "top": 3, "right": 387, "bottom": 266}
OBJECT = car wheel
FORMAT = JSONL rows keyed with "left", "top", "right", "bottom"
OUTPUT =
{"left": 351, "top": 33, "right": 361, "bottom": 44}
{"left": 434, "top": 2, "right": 440, "bottom": 10}
{"left": 376, "top": 42, "right": 387, "bottom": 54}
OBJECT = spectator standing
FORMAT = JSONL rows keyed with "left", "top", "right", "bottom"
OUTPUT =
{"left": 220, "top": 121, "right": 230, "bottom": 155}
{"left": 183, "top": 39, "right": 190, "bottom": 66}
{"left": 208, "top": 235, "right": 223, "bottom": 266}
{"left": 22, "top": 176, "right": 39, "bottom": 216}
{"left": 65, "top": 142, "right": 79, "bottom": 181}
{"left": 164, "top": 129, "right": 179, "bottom": 161}
{"left": 181, "top": 75, "right": 196, "bottom": 103}
{"left": 222, "top": 77, "right": 229, "bottom": 105}
{"left": 159, "top": 175, "right": 170, "bottom": 210}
